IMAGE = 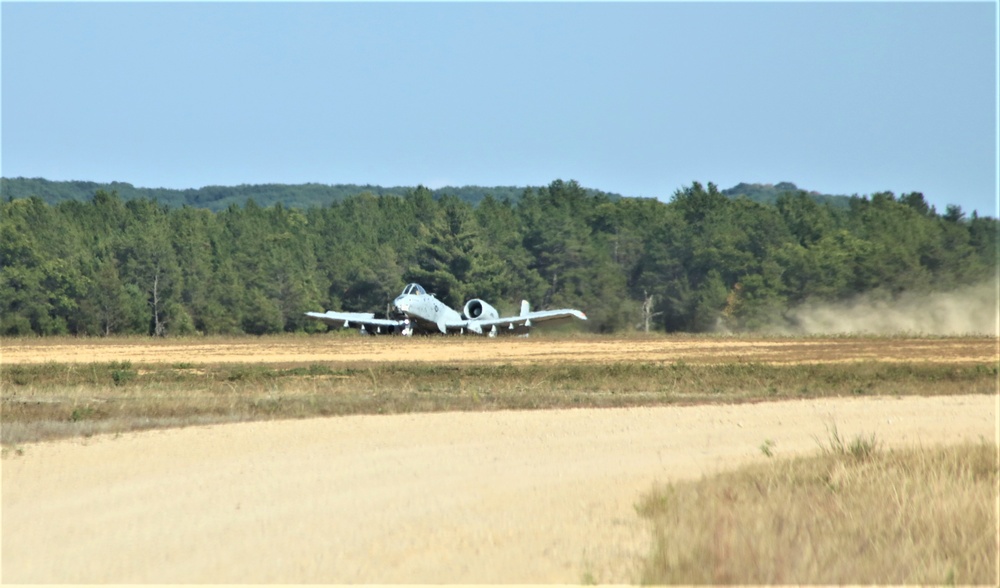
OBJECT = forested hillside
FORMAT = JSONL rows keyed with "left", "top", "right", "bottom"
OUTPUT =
{"left": 1, "top": 177, "right": 618, "bottom": 210}
{"left": 3, "top": 177, "right": 856, "bottom": 211}
{"left": 722, "top": 182, "right": 851, "bottom": 209}
{"left": 1, "top": 180, "right": 995, "bottom": 336}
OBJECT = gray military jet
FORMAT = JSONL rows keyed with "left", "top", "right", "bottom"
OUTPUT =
{"left": 306, "top": 283, "right": 587, "bottom": 336}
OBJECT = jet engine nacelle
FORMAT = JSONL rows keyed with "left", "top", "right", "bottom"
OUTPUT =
{"left": 463, "top": 299, "right": 499, "bottom": 321}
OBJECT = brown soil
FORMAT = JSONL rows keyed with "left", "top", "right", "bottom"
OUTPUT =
{"left": 2, "top": 335, "right": 996, "bottom": 365}
{"left": 3, "top": 336, "right": 997, "bottom": 582}
{"left": 3, "top": 394, "right": 996, "bottom": 583}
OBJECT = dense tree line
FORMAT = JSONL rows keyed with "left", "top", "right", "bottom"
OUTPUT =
{"left": 3, "top": 176, "right": 856, "bottom": 212}
{"left": 1, "top": 177, "right": 621, "bottom": 211}
{"left": 1, "top": 180, "right": 995, "bottom": 336}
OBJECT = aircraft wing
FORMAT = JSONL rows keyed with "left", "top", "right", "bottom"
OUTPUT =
{"left": 305, "top": 311, "right": 403, "bottom": 334}
{"left": 464, "top": 308, "right": 587, "bottom": 334}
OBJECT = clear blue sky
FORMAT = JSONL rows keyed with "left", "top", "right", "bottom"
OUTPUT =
{"left": 2, "top": 2, "right": 996, "bottom": 216}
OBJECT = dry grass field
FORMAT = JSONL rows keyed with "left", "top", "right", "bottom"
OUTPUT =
{"left": 2, "top": 334, "right": 998, "bottom": 583}
{"left": 639, "top": 441, "right": 997, "bottom": 584}
{"left": 2, "top": 335, "right": 996, "bottom": 445}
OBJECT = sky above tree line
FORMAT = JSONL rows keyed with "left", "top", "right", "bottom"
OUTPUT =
{"left": 2, "top": 2, "right": 996, "bottom": 216}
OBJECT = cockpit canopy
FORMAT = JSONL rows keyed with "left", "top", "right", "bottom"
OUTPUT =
{"left": 400, "top": 283, "right": 426, "bottom": 296}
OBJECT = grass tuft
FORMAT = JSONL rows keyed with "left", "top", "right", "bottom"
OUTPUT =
{"left": 759, "top": 439, "right": 775, "bottom": 458}
{"left": 820, "top": 423, "right": 882, "bottom": 461}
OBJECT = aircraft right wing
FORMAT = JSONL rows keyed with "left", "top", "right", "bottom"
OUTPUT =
{"left": 305, "top": 311, "right": 403, "bottom": 334}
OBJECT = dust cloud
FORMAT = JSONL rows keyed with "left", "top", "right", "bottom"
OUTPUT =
{"left": 778, "top": 281, "right": 999, "bottom": 336}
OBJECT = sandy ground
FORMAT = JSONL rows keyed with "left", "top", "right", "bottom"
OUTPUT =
{"left": 2, "top": 335, "right": 996, "bottom": 365}
{"left": 3, "top": 394, "right": 996, "bottom": 584}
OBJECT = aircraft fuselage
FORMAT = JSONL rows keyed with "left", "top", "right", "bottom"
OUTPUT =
{"left": 393, "top": 284, "right": 464, "bottom": 334}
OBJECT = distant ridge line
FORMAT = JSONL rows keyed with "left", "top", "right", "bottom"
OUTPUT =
{"left": 2, "top": 176, "right": 854, "bottom": 211}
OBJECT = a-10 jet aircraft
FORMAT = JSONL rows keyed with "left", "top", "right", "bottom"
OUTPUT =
{"left": 306, "top": 283, "right": 587, "bottom": 336}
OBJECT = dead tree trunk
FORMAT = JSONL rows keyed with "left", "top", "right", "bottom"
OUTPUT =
{"left": 641, "top": 290, "right": 662, "bottom": 333}
{"left": 151, "top": 268, "right": 166, "bottom": 337}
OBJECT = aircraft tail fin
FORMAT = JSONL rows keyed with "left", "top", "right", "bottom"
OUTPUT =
{"left": 520, "top": 300, "right": 530, "bottom": 316}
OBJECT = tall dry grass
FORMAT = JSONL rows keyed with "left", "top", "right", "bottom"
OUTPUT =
{"left": 637, "top": 441, "right": 999, "bottom": 585}
{"left": 2, "top": 360, "right": 996, "bottom": 445}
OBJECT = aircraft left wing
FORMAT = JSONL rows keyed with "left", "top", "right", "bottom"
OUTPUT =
{"left": 462, "top": 305, "right": 587, "bottom": 335}
{"left": 305, "top": 311, "right": 403, "bottom": 334}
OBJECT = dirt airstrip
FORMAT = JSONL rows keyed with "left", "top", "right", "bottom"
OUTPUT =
{"left": 2, "top": 335, "right": 996, "bottom": 365}
{"left": 2, "top": 336, "right": 998, "bottom": 583}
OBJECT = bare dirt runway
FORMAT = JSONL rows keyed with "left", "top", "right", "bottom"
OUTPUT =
{"left": 3, "top": 336, "right": 997, "bottom": 582}
{"left": 2, "top": 335, "right": 996, "bottom": 365}
{"left": 3, "top": 394, "right": 995, "bottom": 583}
